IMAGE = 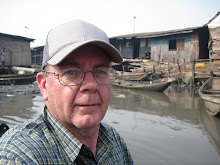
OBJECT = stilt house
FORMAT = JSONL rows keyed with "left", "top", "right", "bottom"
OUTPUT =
{"left": 110, "top": 26, "right": 209, "bottom": 64}
{"left": 0, "top": 33, "right": 34, "bottom": 66}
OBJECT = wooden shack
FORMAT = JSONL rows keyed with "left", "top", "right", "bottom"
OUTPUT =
{"left": 110, "top": 26, "right": 209, "bottom": 64}
{"left": 0, "top": 33, "right": 34, "bottom": 67}
{"left": 31, "top": 46, "right": 44, "bottom": 65}
{"left": 206, "top": 12, "right": 220, "bottom": 61}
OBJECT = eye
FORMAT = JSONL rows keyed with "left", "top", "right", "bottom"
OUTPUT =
{"left": 62, "top": 68, "right": 82, "bottom": 79}
{"left": 96, "top": 69, "right": 107, "bottom": 75}
{"left": 66, "top": 70, "right": 77, "bottom": 75}
{"left": 95, "top": 68, "right": 108, "bottom": 76}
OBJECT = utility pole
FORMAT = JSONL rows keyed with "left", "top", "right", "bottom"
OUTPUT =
{"left": 133, "top": 16, "right": 136, "bottom": 34}
{"left": 25, "top": 26, "right": 29, "bottom": 37}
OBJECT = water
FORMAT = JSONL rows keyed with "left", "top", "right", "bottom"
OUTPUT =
{"left": 0, "top": 84, "right": 220, "bottom": 165}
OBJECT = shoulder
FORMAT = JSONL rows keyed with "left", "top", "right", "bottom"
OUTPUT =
{"left": 3, "top": 115, "right": 46, "bottom": 136}
{"left": 0, "top": 115, "right": 52, "bottom": 164}
{"left": 0, "top": 114, "right": 51, "bottom": 146}
{"left": 0, "top": 114, "right": 49, "bottom": 146}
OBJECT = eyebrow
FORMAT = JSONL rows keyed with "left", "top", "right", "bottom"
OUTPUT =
{"left": 94, "top": 63, "right": 111, "bottom": 68}
{"left": 57, "top": 62, "right": 79, "bottom": 69}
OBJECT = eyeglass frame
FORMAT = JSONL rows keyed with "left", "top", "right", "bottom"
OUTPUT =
{"left": 42, "top": 66, "right": 117, "bottom": 86}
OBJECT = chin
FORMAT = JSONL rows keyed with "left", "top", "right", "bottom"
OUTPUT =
{"left": 73, "top": 116, "right": 101, "bottom": 129}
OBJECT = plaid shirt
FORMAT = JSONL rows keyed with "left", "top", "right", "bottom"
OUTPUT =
{"left": 0, "top": 107, "right": 133, "bottom": 164}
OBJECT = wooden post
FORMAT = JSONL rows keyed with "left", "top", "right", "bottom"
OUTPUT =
{"left": 122, "top": 65, "right": 125, "bottom": 74}
{"left": 191, "top": 61, "right": 195, "bottom": 87}
{"left": 168, "top": 62, "right": 170, "bottom": 77}
{"left": 177, "top": 59, "right": 181, "bottom": 73}
{"left": 183, "top": 59, "right": 186, "bottom": 72}
{"left": 152, "top": 65, "right": 155, "bottom": 74}
{"left": 159, "top": 63, "right": 162, "bottom": 74}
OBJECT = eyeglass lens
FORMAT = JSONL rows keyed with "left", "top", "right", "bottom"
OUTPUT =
{"left": 58, "top": 67, "right": 116, "bottom": 86}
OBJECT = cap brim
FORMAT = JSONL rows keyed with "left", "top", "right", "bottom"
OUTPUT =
{"left": 47, "top": 40, "right": 123, "bottom": 65}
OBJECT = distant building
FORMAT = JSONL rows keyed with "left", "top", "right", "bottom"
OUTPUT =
{"left": 0, "top": 33, "right": 34, "bottom": 66}
{"left": 110, "top": 26, "right": 209, "bottom": 63}
{"left": 31, "top": 46, "right": 44, "bottom": 65}
{"left": 205, "top": 12, "right": 220, "bottom": 61}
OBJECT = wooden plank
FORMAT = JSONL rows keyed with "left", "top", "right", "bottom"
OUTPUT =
{"left": 204, "top": 89, "right": 220, "bottom": 94}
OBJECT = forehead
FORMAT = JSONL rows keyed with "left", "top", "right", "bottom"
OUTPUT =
{"left": 58, "top": 45, "right": 111, "bottom": 68}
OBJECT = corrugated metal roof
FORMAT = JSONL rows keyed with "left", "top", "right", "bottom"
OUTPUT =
{"left": 110, "top": 26, "right": 203, "bottom": 39}
{"left": 205, "top": 12, "right": 220, "bottom": 28}
{"left": 0, "top": 32, "right": 35, "bottom": 42}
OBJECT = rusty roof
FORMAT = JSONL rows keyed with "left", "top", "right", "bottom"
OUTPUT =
{"left": 205, "top": 11, "right": 220, "bottom": 26}
{"left": 110, "top": 26, "right": 203, "bottom": 39}
{"left": 0, "top": 32, "right": 35, "bottom": 42}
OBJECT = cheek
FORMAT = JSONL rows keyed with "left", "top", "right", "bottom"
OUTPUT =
{"left": 57, "top": 87, "right": 79, "bottom": 105}
{"left": 101, "top": 86, "right": 111, "bottom": 107}
{"left": 47, "top": 81, "right": 78, "bottom": 109}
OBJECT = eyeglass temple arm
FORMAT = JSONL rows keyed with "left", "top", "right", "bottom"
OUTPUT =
{"left": 42, "top": 70, "right": 59, "bottom": 76}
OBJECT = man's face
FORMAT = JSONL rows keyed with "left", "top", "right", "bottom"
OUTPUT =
{"left": 40, "top": 45, "right": 112, "bottom": 131}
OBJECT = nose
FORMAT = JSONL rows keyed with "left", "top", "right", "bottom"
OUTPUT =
{"left": 80, "top": 71, "right": 98, "bottom": 92}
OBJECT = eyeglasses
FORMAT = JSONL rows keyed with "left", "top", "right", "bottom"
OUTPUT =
{"left": 43, "top": 67, "right": 117, "bottom": 86}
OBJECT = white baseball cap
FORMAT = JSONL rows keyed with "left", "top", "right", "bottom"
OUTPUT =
{"left": 42, "top": 19, "right": 123, "bottom": 69}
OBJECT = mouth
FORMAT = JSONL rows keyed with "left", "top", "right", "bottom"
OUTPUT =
{"left": 75, "top": 103, "right": 100, "bottom": 107}
{"left": 78, "top": 104, "right": 97, "bottom": 107}
{"left": 75, "top": 99, "right": 101, "bottom": 107}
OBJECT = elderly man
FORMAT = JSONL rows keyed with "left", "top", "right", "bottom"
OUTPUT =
{"left": 0, "top": 20, "right": 133, "bottom": 164}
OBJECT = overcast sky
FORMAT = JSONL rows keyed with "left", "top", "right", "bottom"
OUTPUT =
{"left": 0, "top": 0, "right": 219, "bottom": 47}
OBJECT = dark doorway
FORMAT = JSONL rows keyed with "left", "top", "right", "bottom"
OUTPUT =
{"left": 133, "top": 38, "right": 140, "bottom": 59}
{"left": 198, "top": 26, "right": 209, "bottom": 59}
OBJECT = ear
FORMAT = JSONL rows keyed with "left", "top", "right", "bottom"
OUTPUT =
{"left": 37, "top": 72, "right": 48, "bottom": 101}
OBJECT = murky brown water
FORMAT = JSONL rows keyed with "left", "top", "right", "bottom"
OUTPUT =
{"left": 0, "top": 83, "right": 220, "bottom": 165}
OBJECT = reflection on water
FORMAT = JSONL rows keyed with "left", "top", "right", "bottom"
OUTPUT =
{"left": 109, "top": 86, "right": 201, "bottom": 125}
{"left": 104, "top": 86, "right": 220, "bottom": 165}
{"left": 0, "top": 83, "right": 43, "bottom": 127}
{"left": 0, "top": 94, "right": 44, "bottom": 127}
{"left": 198, "top": 102, "right": 220, "bottom": 158}
{"left": 0, "top": 84, "right": 220, "bottom": 165}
